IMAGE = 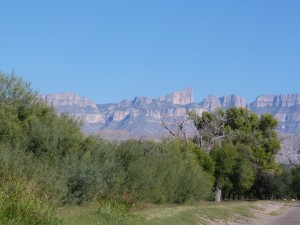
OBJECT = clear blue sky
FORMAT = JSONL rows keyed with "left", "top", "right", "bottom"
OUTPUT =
{"left": 1, "top": 0, "right": 299, "bottom": 103}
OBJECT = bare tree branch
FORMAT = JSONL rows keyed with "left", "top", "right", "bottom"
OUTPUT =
{"left": 187, "top": 108, "right": 229, "bottom": 152}
{"left": 157, "top": 116, "right": 191, "bottom": 143}
{"left": 157, "top": 119, "right": 179, "bottom": 139}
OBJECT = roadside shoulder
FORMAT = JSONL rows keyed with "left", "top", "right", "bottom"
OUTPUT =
{"left": 248, "top": 201, "right": 293, "bottom": 225}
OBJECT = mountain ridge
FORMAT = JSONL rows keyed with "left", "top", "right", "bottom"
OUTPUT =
{"left": 41, "top": 88, "right": 300, "bottom": 164}
{"left": 40, "top": 88, "right": 300, "bottom": 134}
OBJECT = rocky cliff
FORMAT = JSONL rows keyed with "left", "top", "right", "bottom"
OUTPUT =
{"left": 250, "top": 94, "right": 300, "bottom": 134}
{"left": 159, "top": 87, "right": 194, "bottom": 105}
{"left": 251, "top": 94, "right": 300, "bottom": 108}
{"left": 41, "top": 89, "right": 300, "bottom": 164}
{"left": 200, "top": 94, "right": 247, "bottom": 111}
{"left": 41, "top": 93, "right": 99, "bottom": 114}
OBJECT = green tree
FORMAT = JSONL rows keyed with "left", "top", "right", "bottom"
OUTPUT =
{"left": 211, "top": 140, "right": 237, "bottom": 202}
{"left": 189, "top": 107, "right": 281, "bottom": 202}
{"left": 271, "top": 167, "right": 293, "bottom": 199}
{"left": 230, "top": 144, "right": 255, "bottom": 198}
{"left": 226, "top": 108, "right": 280, "bottom": 169}
{"left": 291, "top": 167, "right": 300, "bottom": 199}
{"left": 189, "top": 142, "right": 215, "bottom": 175}
{"left": 0, "top": 73, "right": 37, "bottom": 107}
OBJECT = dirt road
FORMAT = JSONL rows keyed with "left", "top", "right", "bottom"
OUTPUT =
{"left": 268, "top": 203, "right": 300, "bottom": 225}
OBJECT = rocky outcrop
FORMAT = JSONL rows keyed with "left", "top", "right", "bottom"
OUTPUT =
{"left": 41, "top": 93, "right": 104, "bottom": 123}
{"left": 132, "top": 97, "right": 153, "bottom": 106}
{"left": 250, "top": 94, "right": 300, "bottom": 134}
{"left": 158, "top": 88, "right": 194, "bottom": 105}
{"left": 73, "top": 114, "right": 106, "bottom": 124}
{"left": 41, "top": 93, "right": 98, "bottom": 110}
{"left": 113, "top": 111, "right": 130, "bottom": 121}
{"left": 200, "top": 95, "right": 246, "bottom": 111}
{"left": 200, "top": 95, "right": 221, "bottom": 111}
{"left": 251, "top": 94, "right": 300, "bottom": 108}
{"left": 220, "top": 95, "right": 247, "bottom": 109}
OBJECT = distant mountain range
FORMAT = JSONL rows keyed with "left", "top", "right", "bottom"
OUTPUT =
{"left": 41, "top": 88, "right": 300, "bottom": 164}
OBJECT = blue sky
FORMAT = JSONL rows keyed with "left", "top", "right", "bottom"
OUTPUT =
{"left": 1, "top": 0, "right": 299, "bottom": 103}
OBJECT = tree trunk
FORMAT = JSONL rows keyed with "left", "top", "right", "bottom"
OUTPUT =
{"left": 215, "top": 186, "right": 222, "bottom": 202}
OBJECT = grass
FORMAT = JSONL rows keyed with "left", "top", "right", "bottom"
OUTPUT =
{"left": 57, "top": 200, "right": 264, "bottom": 225}
{"left": 0, "top": 175, "right": 63, "bottom": 225}
{"left": 56, "top": 205, "right": 104, "bottom": 225}
{"left": 57, "top": 201, "right": 147, "bottom": 225}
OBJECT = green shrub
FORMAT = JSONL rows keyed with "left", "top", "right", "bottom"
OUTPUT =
{"left": 113, "top": 140, "right": 214, "bottom": 203}
{"left": 0, "top": 173, "right": 64, "bottom": 225}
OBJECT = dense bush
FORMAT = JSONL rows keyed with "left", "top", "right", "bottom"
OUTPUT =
{"left": 65, "top": 140, "right": 214, "bottom": 204}
{"left": 110, "top": 140, "right": 214, "bottom": 203}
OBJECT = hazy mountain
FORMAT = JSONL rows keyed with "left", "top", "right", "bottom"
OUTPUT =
{"left": 41, "top": 88, "right": 300, "bottom": 163}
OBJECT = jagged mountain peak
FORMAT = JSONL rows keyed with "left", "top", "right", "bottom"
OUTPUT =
{"left": 199, "top": 94, "right": 246, "bottom": 111}
{"left": 219, "top": 95, "right": 247, "bottom": 109}
{"left": 158, "top": 87, "right": 194, "bottom": 105}
{"left": 251, "top": 93, "right": 300, "bottom": 108}
{"left": 200, "top": 95, "right": 221, "bottom": 111}
{"left": 41, "top": 92, "right": 98, "bottom": 110}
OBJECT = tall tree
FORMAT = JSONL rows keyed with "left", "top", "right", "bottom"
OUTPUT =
{"left": 189, "top": 107, "right": 281, "bottom": 202}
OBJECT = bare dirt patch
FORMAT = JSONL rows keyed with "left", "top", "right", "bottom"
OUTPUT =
{"left": 241, "top": 201, "right": 289, "bottom": 225}
{"left": 200, "top": 201, "right": 290, "bottom": 225}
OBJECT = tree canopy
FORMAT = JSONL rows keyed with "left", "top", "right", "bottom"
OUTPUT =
{"left": 188, "top": 107, "right": 281, "bottom": 201}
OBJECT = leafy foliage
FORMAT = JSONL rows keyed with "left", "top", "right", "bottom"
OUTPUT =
{"left": 106, "top": 140, "right": 214, "bottom": 203}
{"left": 188, "top": 107, "right": 281, "bottom": 201}
{"left": 230, "top": 144, "right": 255, "bottom": 194}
